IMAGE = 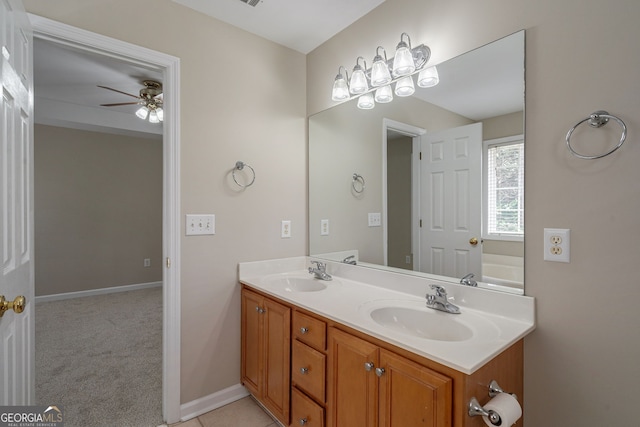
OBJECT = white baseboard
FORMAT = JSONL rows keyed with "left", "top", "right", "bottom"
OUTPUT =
{"left": 180, "top": 384, "right": 250, "bottom": 422}
{"left": 35, "top": 281, "right": 163, "bottom": 303}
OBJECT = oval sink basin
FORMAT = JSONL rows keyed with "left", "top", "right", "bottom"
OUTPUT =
{"left": 369, "top": 306, "right": 473, "bottom": 341}
{"left": 264, "top": 275, "right": 330, "bottom": 292}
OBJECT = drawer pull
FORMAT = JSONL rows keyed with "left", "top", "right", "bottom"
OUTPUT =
{"left": 375, "top": 367, "right": 386, "bottom": 377}
{"left": 299, "top": 418, "right": 308, "bottom": 425}
{"left": 364, "top": 362, "right": 375, "bottom": 372}
{"left": 300, "top": 327, "right": 309, "bottom": 334}
{"left": 300, "top": 367, "right": 309, "bottom": 375}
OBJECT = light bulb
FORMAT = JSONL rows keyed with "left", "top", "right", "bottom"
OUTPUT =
{"left": 136, "top": 105, "right": 149, "bottom": 120}
{"left": 417, "top": 66, "right": 439, "bottom": 88}
{"left": 392, "top": 33, "right": 415, "bottom": 77}
{"left": 149, "top": 109, "right": 160, "bottom": 124}
{"left": 395, "top": 76, "right": 415, "bottom": 97}
{"left": 374, "top": 85, "right": 393, "bottom": 103}
{"left": 332, "top": 69, "right": 350, "bottom": 101}
{"left": 357, "top": 93, "right": 375, "bottom": 109}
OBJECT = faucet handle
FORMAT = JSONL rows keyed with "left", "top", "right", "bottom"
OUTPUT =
{"left": 430, "top": 284, "right": 447, "bottom": 297}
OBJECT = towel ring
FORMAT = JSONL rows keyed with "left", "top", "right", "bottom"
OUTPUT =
{"left": 232, "top": 161, "right": 256, "bottom": 188}
{"left": 565, "top": 111, "right": 627, "bottom": 159}
{"left": 352, "top": 173, "right": 365, "bottom": 193}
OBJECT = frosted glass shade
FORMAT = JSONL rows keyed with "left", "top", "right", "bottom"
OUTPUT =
{"left": 417, "top": 66, "right": 439, "bottom": 88}
{"left": 332, "top": 75, "right": 350, "bottom": 101}
{"left": 375, "top": 85, "right": 393, "bottom": 103}
{"left": 156, "top": 107, "right": 164, "bottom": 122}
{"left": 371, "top": 59, "right": 392, "bottom": 87}
{"left": 149, "top": 109, "right": 160, "bottom": 124}
{"left": 350, "top": 67, "right": 369, "bottom": 95}
{"left": 395, "top": 76, "right": 415, "bottom": 97}
{"left": 392, "top": 44, "right": 415, "bottom": 77}
{"left": 136, "top": 105, "right": 149, "bottom": 120}
{"left": 357, "top": 93, "right": 375, "bottom": 109}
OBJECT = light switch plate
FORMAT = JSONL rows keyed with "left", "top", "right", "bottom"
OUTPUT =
{"left": 186, "top": 214, "right": 215, "bottom": 236}
{"left": 368, "top": 212, "right": 382, "bottom": 227}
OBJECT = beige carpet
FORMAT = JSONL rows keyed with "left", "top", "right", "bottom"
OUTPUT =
{"left": 35, "top": 286, "right": 163, "bottom": 427}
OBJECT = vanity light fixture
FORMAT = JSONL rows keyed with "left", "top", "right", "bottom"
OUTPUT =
{"left": 331, "top": 33, "right": 436, "bottom": 109}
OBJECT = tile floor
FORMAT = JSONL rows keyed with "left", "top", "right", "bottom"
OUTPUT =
{"left": 168, "top": 396, "right": 280, "bottom": 427}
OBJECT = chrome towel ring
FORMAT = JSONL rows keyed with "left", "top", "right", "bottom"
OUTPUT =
{"left": 352, "top": 173, "right": 365, "bottom": 193}
{"left": 232, "top": 161, "right": 256, "bottom": 188}
{"left": 565, "top": 110, "right": 627, "bottom": 159}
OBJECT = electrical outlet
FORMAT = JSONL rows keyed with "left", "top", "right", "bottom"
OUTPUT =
{"left": 144, "top": 258, "right": 151, "bottom": 267}
{"left": 544, "top": 228, "right": 570, "bottom": 262}
{"left": 320, "top": 219, "right": 329, "bottom": 236}
{"left": 186, "top": 214, "right": 215, "bottom": 236}
{"left": 281, "top": 220, "right": 292, "bottom": 238}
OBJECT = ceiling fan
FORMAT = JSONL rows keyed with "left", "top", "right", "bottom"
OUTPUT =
{"left": 98, "top": 79, "right": 164, "bottom": 123}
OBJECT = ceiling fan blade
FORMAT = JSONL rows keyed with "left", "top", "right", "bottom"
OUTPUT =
{"left": 97, "top": 85, "right": 140, "bottom": 99}
{"left": 100, "top": 102, "right": 140, "bottom": 107}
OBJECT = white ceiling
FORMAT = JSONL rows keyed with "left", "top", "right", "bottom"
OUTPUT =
{"left": 171, "top": 0, "right": 386, "bottom": 54}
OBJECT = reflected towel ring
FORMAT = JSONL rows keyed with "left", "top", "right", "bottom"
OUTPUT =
{"left": 232, "top": 161, "right": 256, "bottom": 188}
{"left": 352, "top": 173, "right": 365, "bottom": 193}
{"left": 565, "top": 110, "right": 627, "bottom": 159}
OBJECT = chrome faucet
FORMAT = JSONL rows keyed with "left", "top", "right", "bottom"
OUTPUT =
{"left": 460, "top": 273, "right": 477, "bottom": 287}
{"left": 426, "top": 285, "right": 460, "bottom": 314}
{"left": 308, "top": 261, "right": 332, "bottom": 281}
{"left": 342, "top": 255, "right": 357, "bottom": 265}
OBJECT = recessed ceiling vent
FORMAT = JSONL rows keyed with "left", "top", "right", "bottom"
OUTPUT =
{"left": 239, "top": 0, "right": 261, "bottom": 7}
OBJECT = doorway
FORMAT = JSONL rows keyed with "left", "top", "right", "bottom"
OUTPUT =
{"left": 30, "top": 15, "right": 181, "bottom": 423}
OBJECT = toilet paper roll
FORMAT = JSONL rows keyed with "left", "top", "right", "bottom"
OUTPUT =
{"left": 482, "top": 393, "right": 522, "bottom": 426}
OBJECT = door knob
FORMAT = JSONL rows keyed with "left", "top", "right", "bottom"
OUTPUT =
{"left": 469, "top": 237, "right": 479, "bottom": 246}
{"left": 0, "top": 295, "right": 25, "bottom": 317}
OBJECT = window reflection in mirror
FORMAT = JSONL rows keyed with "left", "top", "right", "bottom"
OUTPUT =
{"left": 309, "top": 31, "right": 525, "bottom": 294}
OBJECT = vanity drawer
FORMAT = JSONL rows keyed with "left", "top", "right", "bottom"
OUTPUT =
{"left": 292, "top": 340, "right": 326, "bottom": 403}
{"left": 293, "top": 310, "right": 326, "bottom": 351}
{"left": 291, "top": 386, "right": 325, "bottom": 427}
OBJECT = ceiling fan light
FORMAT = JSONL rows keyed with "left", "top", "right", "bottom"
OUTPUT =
{"left": 136, "top": 105, "right": 149, "bottom": 120}
{"left": 357, "top": 93, "right": 375, "bottom": 110}
{"left": 392, "top": 33, "right": 415, "bottom": 77}
{"left": 148, "top": 109, "right": 160, "bottom": 124}
{"left": 374, "top": 85, "right": 393, "bottom": 103}
{"left": 394, "top": 76, "right": 415, "bottom": 97}
{"left": 417, "top": 66, "right": 439, "bottom": 88}
{"left": 156, "top": 107, "right": 164, "bottom": 122}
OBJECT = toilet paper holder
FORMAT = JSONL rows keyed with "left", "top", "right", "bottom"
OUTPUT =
{"left": 468, "top": 380, "right": 517, "bottom": 425}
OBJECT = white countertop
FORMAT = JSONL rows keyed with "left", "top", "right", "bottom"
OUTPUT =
{"left": 239, "top": 256, "right": 535, "bottom": 375}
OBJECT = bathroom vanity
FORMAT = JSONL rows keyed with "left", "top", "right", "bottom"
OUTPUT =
{"left": 239, "top": 257, "right": 535, "bottom": 427}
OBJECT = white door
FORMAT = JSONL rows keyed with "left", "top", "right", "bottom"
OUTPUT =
{"left": 0, "top": 0, "right": 34, "bottom": 405}
{"left": 420, "top": 123, "right": 482, "bottom": 279}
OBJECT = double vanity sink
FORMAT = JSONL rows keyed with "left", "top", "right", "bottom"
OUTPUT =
{"left": 241, "top": 257, "right": 535, "bottom": 374}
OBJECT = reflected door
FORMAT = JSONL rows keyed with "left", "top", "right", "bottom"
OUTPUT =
{"left": 420, "top": 123, "right": 482, "bottom": 278}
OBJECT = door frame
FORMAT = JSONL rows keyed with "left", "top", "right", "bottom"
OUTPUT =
{"left": 29, "top": 15, "right": 182, "bottom": 423}
{"left": 382, "top": 118, "right": 425, "bottom": 269}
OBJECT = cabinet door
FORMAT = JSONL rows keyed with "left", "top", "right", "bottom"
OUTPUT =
{"left": 262, "top": 297, "right": 291, "bottom": 424}
{"left": 378, "top": 349, "right": 452, "bottom": 427}
{"left": 327, "top": 328, "right": 379, "bottom": 427}
{"left": 241, "top": 289, "right": 263, "bottom": 396}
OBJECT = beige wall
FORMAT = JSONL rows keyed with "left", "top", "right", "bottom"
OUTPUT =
{"left": 308, "top": 0, "right": 640, "bottom": 425}
{"left": 34, "top": 125, "right": 163, "bottom": 296}
{"left": 24, "top": 0, "right": 307, "bottom": 404}
{"left": 387, "top": 135, "right": 412, "bottom": 269}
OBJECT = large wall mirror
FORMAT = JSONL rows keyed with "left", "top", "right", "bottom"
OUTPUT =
{"left": 309, "top": 31, "right": 525, "bottom": 294}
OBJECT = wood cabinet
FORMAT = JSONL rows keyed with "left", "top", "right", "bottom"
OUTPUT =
{"left": 327, "top": 327, "right": 452, "bottom": 427}
{"left": 240, "top": 284, "right": 524, "bottom": 427}
{"left": 241, "top": 288, "right": 291, "bottom": 425}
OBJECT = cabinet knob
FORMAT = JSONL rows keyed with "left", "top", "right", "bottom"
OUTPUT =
{"left": 364, "top": 362, "right": 375, "bottom": 372}
{"left": 255, "top": 306, "right": 265, "bottom": 314}
{"left": 299, "top": 418, "right": 308, "bottom": 426}
{"left": 300, "top": 367, "right": 309, "bottom": 375}
{"left": 300, "top": 327, "right": 309, "bottom": 334}
{"left": 375, "top": 367, "right": 386, "bottom": 377}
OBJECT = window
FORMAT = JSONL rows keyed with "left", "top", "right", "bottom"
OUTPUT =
{"left": 483, "top": 135, "right": 524, "bottom": 241}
